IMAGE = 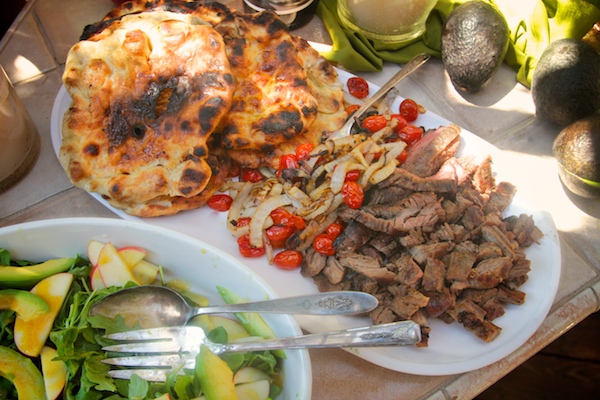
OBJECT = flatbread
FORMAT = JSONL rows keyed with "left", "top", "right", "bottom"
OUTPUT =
{"left": 91, "top": 0, "right": 347, "bottom": 169}
{"left": 60, "top": 10, "right": 235, "bottom": 217}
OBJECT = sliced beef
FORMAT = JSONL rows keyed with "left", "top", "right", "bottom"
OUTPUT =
{"left": 468, "top": 256, "right": 512, "bottom": 289}
{"left": 301, "top": 247, "right": 327, "bottom": 277}
{"left": 392, "top": 254, "right": 423, "bottom": 287}
{"left": 338, "top": 253, "right": 396, "bottom": 285}
{"left": 446, "top": 250, "right": 477, "bottom": 281}
{"left": 446, "top": 299, "right": 502, "bottom": 342}
{"left": 333, "top": 219, "right": 373, "bottom": 254}
{"left": 322, "top": 256, "right": 346, "bottom": 284}
{"left": 402, "top": 124, "right": 461, "bottom": 177}
{"left": 422, "top": 257, "right": 446, "bottom": 292}
{"left": 381, "top": 168, "right": 457, "bottom": 193}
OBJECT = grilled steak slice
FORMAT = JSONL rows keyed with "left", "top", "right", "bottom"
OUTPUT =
{"left": 301, "top": 247, "right": 327, "bottom": 277}
{"left": 381, "top": 168, "right": 457, "bottom": 193}
{"left": 422, "top": 257, "right": 446, "bottom": 292}
{"left": 323, "top": 256, "right": 346, "bottom": 284}
{"left": 446, "top": 299, "right": 502, "bottom": 342}
{"left": 402, "top": 124, "right": 461, "bottom": 177}
{"left": 338, "top": 253, "right": 396, "bottom": 284}
{"left": 388, "top": 285, "right": 430, "bottom": 320}
{"left": 423, "top": 286, "right": 455, "bottom": 317}
{"left": 468, "top": 256, "right": 512, "bottom": 289}
{"left": 333, "top": 219, "right": 373, "bottom": 254}
{"left": 392, "top": 254, "right": 423, "bottom": 286}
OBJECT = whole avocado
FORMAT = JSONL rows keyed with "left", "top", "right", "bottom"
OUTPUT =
{"left": 532, "top": 38, "right": 600, "bottom": 126}
{"left": 441, "top": 0, "right": 510, "bottom": 94}
{"left": 552, "top": 115, "right": 600, "bottom": 198}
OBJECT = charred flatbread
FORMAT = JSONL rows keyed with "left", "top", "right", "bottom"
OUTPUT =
{"left": 60, "top": 10, "right": 235, "bottom": 217}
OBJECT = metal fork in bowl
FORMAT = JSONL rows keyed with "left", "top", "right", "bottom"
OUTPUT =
{"left": 102, "top": 321, "right": 422, "bottom": 381}
{"left": 330, "top": 52, "right": 431, "bottom": 140}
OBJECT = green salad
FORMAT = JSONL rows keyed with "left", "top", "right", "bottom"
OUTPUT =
{"left": 0, "top": 247, "right": 283, "bottom": 400}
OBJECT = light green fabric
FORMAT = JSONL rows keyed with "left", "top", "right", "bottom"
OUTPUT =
{"left": 316, "top": 0, "right": 600, "bottom": 87}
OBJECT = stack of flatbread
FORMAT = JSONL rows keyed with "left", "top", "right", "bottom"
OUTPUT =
{"left": 60, "top": 0, "right": 346, "bottom": 217}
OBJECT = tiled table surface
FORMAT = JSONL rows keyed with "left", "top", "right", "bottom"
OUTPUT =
{"left": 1, "top": 1, "right": 599, "bottom": 399}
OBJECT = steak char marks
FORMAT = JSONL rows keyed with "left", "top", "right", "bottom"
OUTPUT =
{"left": 301, "top": 125, "right": 544, "bottom": 345}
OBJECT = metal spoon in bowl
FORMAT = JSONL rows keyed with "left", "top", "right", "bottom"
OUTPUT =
{"left": 88, "top": 285, "right": 379, "bottom": 328}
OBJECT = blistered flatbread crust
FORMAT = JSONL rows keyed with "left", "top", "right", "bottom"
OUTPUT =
{"left": 60, "top": 10, "right": 235, "bottom": 216}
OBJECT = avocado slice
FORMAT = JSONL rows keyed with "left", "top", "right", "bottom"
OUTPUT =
{"left": 196, "top": 344, "right": 238, "bottom": 400}
{"left": 441, "top": 0, "right": 509, "bottom": 94}
{"left": 0, "top": 346, "right": 46, "bottom": 400}
{"left": 552, "top": 115, "right": 600, "bottom": 198}
{"left": 0, "top": 289, "right": 49, "bottom": 321}
{"left": 0, "top": 257, "right": 75, "bottom": 289}
{"left": 532, "top": 38, "right": 600, "bottom": 126}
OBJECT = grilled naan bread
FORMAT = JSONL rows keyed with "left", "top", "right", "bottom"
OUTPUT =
{"left": 60, "top": 10, "right": 235, "bottom": 217}
{"left": 92, "top": 0, "right": 347, "bottom": 169}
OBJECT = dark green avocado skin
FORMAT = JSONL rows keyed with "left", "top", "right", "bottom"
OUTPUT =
{"left": 552, "top": 115, "right": 600, "bottom": 198}
{"left": 441, "top": 1, "right": 509, "bottom": 94}
{"left": 532, "top": 38, "right": 600, "bottom": 127}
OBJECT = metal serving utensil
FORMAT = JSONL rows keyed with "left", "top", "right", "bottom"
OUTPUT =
{"left": 331, "top": 52, "right": 431, "bottom": 140}
{"left": 102, "top": 321, "right": 422, "bottom": 381}
{"left": 89, "top": 285, "right": 379, "bottom": 328}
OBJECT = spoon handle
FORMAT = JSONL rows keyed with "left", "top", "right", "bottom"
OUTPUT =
{"left": 193, "top": 291, "right": 378, "bottom": 316}
{"left": 220, "top": 320, "right": 421, "bottom": 354}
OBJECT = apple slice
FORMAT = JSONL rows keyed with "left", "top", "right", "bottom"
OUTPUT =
{"left": 118, "top": 246, "right": 147, "bottom": 267}
{"left": 14, "top": 272, "right": 74, "bottom": 357}
{"left": 41, "top": 346, "right": 67, "bottom": 400}
{"left": 131, "top": 259, "right": 159, "bottom": 285}
{"left": 233, "top": 367, "right": 270, "bottom": 385}
{"left": 234, "top": 379, "right": 270, "bottom": 400}
{"left": 97, "top": 242, "right": 139, "bottom": 288}
{"left": 90, "top": 265, "right": 106, "bottom": 290}
{"left": 87, "top": 240, "right": 105, "bottom": 266}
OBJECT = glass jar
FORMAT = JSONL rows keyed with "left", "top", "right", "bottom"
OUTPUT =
{"left": 0, "top": 65, "right": 40, "bottom": 193}
{"left": 337, "top": 0, "right": 438, "bottom": 43}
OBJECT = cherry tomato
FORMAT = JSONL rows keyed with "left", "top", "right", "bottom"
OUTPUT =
{"left": 361, "top": 115, "right": 388, "bottom": 133}
{"left": 396, "top": 149, "right": 408, "bottom": 164}
{"left": 398, "top": 125, "right": 424, "bottom": 146}
{"left": 347, "top": 77, "right": 369, "bottom": 99}
{"left": 240, "top": 168, "right": 264, "bottom": 183}
{"left": 295, "top": 143, "right": 314, "bottom": 161}
{"left": 325, "top": 222, "right": 344, "bottom": 240}
{"left": 390, "top": 114, "right": 408, "bottom": 133}
{"left": 207, "top": 194, "right": 233, "bottom": 212}
{"left": 341, "top": 180, "right": 364, "bottom": 209}
{"left": 345, "top": 104, "right": 361, "bottom": 114}
{"left": 235, "top": 217, "right": 251, "bottom": 227}
{"left": 270, "top": 208, "right": 306, "bottom": 230}
{"left": 313, "top": 233, "right": 336, "bottom": 256}
{"left": 237, "top": 235, "right": 265, "bottom": 258}
{"left": 227, "top": 161, "right": 241, "bottom": 178}
{"left": 273, "top": 250, "right": 303, "bottom": 270}
{"left": 266, "top": 225, "right": 295, "bottom": 248}
{"left": 399, "top": 99, "right": 419, "bottom": 122}
{"left": 277, "top": 154, "right": 299, "bottom": 177}
{"left": 345, "top": 169, "right": 361, "bottom": 182}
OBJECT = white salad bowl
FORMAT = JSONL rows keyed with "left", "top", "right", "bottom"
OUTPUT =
{"left": 0, "top": 217, "right": 312, "bottom": 399}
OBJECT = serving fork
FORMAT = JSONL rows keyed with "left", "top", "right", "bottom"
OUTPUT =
{"left": 102, "top": 321, "right": 422, "bottom": 381}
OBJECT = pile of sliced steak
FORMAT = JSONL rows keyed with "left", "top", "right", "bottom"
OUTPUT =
{"left": 301, "top": 125, "right": 543, "bottom": 345}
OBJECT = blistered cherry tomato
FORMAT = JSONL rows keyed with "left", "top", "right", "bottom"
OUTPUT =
{"left": 396, "top": 149, "right": 408, "bottom": 164}
{"left": 270, "top": 208, "right": 306, "bottom": 230}
{"left": 361, "top": 115, "right": 387, "bottom": 133}
{"left": 345, "top": 169, "right": 361, "bottom": 182}
{"left": 227, "top": 161, "right": 241, "bottom": 178}
{"left": 266, "top": 225, "right": 295, "bottom": 248}
{"left": 313, "top": 233, "right": 335, "bottom": 256}
{"left": 240, "top": 168, "right": 264, "bottom": 183}
{"left": 295, "top": 143, "right": 314, "bottom": 161}
{"left": 273, "top": 250, "right": 303, "bottom": 270}
{"left": 399, "top": 99, "right": 419, "bottom": 122}
{"left": 325, "top": 222, "right": 344, "bottom": 240}
{"left": 398, "top": 125, "right": 424, "bottom": 146}
{"left": 235, "top": 217, "right": 251, "bottom": 227}
{"left": 277, "top": 154, "right": 299, "bottom": 177}
{"left": 341, "top": 180, "right": 364, "bottom": 209}
{"left": 347, "top": 77, "right": 369, "bottom": 99}
{"left": 237, "top": 235, "right": 265, "bottom": 258}
{"left": 345, "top": 104, "right": 361, "bottom": 114}
{"left": 207, "top": 194, "right": 233, "bottom": 212}
{"left": 390, "top": 114, "right": 408, "bottom": 133}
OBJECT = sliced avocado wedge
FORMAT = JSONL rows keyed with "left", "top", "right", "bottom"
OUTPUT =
{"left": 0, "top": 289, "right": 49, "bottom": 321}
{"left": 0, "top": 346, "right": 46, "bottom": 400}
{"left": 0, "top": 257, "right": 75, "bottom": 289}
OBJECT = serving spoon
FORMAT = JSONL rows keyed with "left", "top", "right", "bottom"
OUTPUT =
{"left": 89, "top": 285, "right": 378, "bottom": 328}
